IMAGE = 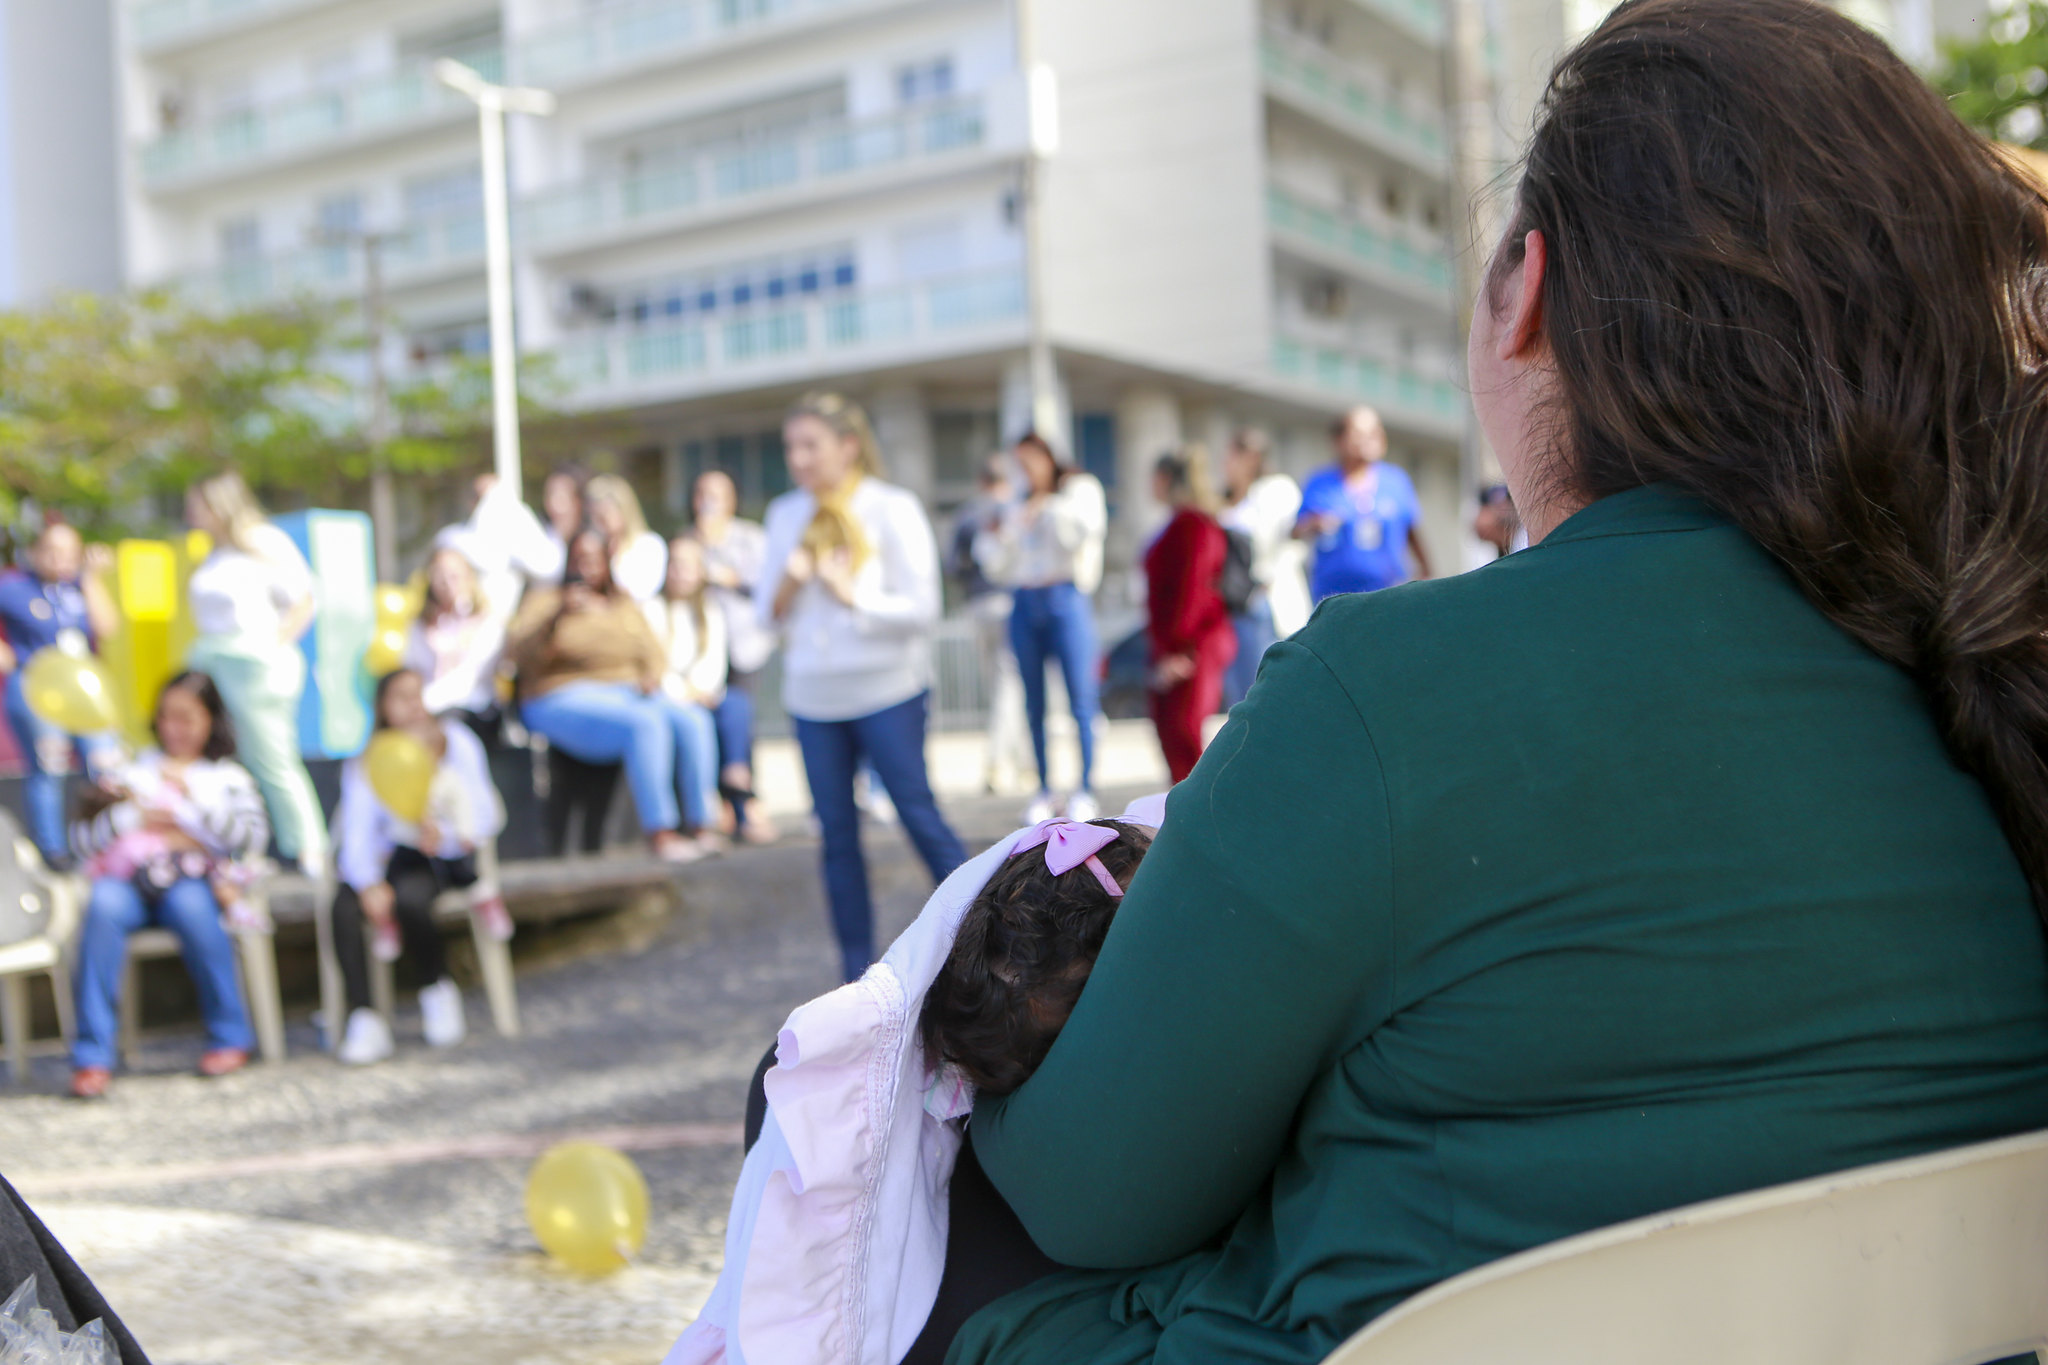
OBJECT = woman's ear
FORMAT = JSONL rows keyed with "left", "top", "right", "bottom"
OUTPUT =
{"left": 1499, "top": 229, "right": 1548, "bottom": 361}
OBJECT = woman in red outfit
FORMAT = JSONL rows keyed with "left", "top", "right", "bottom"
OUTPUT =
{"left": 1143, "top": 449, "right": 1238, "bottom": 782}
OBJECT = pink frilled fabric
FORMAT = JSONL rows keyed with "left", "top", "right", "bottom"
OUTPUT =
{"left": 666, "top": 793, "right": 1168, "bottom": 1365}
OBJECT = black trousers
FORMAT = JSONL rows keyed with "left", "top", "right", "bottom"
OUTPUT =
{"left": 743, "top": 1046, "right": 1061, "bottom": 1364}
{"left": 329, "top": 847, "right": 474, "bottom": 1011}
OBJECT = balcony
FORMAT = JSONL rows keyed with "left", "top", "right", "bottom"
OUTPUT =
{"left": 139, "top": 50, "right": 505, "bottom": 191}
{"left": 556, "top": 266, "right": 1026, "bottom": 409}
{"left": 1266, "top": 183, "right": 1454, "bottom": 308}
{"left": 1261, "top": 29, "right": 1447, "bottom": 177}
{"left": 128, "top": 0, "right": 346, "bottom": 52}
{"left": 177, "top": 211, "right": 487, "bottom": 310}
{"left": 1343, "top": 0, "right": 1445, "bottom": 46}
{"left": 1270, "top": 333, "right": 1466, "bottom": 440}
{"left": 523, "top": 98, "right": 996, "bottom": 254}
{"left": 518, "top": 0, "right": 903, "bottom": 88}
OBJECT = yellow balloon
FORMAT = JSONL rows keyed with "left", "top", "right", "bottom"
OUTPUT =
{"left": 363, "top": 626, "right": 408, "bottom": 677}
{"left": 525, "top": 1142, "right": 649, "bottom": 1276}
{"left": 373, "top": 583, "right": 413, "bottom": 627}
{"left": 21, "top": 646, "right": 119, "bottom": 735}
{"left": 363, "top": 729, "right": 436, "bottom": 823}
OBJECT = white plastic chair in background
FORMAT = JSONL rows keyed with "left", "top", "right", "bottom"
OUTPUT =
{"left": 312, "top": 839, "right": 519, "bottom": 1048}
{"left": 0, "top": 836, "right": 78, "bottom": 1083}
{"left": 1323, "top": 1127, "right": 2048, "bottom": 1365}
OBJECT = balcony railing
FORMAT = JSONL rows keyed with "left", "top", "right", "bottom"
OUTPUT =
{"left": 519, "top": 0, "right": 870, "bottom": 87}
{"left": 129, "top": 0, "right": 336, "bottom": 49}
{"left": 524, "top": 98, "right": 990, "bottom": 251}
{"left": 1344, "top": 0, "right": 1445, "bottom": 44}
{"left": 1266, "top": 184, "right": 1453, "bottom": 303}
{"left": 140, "top": 50, "right": 505, "bottom": 187}
{"left": 556, "top": 266, "right": 1026, "bottom": 407}
{"left": 179, "top": 212, "right": 488, "bottom": 309}
{"left": 1271, "top": 333, "right": 1465, "bottom": 435}
{"left": 1260, "top": 30, "right": 1447, "bottom": 174}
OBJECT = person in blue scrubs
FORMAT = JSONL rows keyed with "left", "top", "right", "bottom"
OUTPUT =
{"left": 1295, "top": 405, "right": 1435, "bottom": 603}
{"left": 0, "top": 521, "right": 121, "bottom": 866}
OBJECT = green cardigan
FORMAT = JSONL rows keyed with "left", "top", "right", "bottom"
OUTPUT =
{"left": 952, "top": 486, "right": 2048, "bottom": 1365}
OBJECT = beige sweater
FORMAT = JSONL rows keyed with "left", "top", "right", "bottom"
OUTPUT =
{"left": 507, "top": 590, "right": 666, "bottom": 700}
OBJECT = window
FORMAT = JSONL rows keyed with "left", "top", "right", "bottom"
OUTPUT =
{"left": 218, "top": 216, "right": 262, "bottom": 262}
{"left": 897, "top": 57, "right": 955, "bottom": 105}
{"left": 404, "top": 165, "right": 483, "bottom": 221}
{"left": 316, "top": 193, "right": 362, "bottom": 237}
{"left": 1074, "top": 413, "right": 1117, "bottom": 491}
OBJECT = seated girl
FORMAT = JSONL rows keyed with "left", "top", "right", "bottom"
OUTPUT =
{"left": 402, "top": 544, "right": 506, "bottom": 748}
{"left": 330, "top": 668, "right": 506, "bottom": 1066}
{"left": 668, "top": 800, "right": 1160, "bottom": 1365}
{"left": 68, "top": 671, "right": 271, "bottom": 1098}
{"left": 508, "top": 528, "right": 710, "bottom": 864}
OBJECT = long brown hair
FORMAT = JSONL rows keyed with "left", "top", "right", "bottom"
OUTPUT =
{"left": 1494, "top": 0, "right": 2048, "bottom": 916}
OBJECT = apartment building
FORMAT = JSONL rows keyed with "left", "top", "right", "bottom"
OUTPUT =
{"left": 109, "top": 0, "right": 1545, "bottom": 581}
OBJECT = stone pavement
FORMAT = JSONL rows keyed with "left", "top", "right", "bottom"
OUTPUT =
{"left": 0, "top": 743, "right": 1167, "bottom": 1365}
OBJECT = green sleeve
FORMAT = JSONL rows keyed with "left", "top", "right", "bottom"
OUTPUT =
{"left": 971, "top": 638, "right": 1396, "bottom": 1267}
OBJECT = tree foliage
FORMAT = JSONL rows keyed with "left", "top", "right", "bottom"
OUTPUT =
{"left": 1936, "top": 1, "right": 2048, "bottom": 149}
{"left": 0, "top": 288, "right": 534, "bottom": 542}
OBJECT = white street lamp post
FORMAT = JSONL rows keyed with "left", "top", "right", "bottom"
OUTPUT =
{"left": 435, "top": 59, "right": 555, "bottom": 494}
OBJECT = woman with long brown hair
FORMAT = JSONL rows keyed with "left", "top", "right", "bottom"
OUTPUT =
{"left": 896, "top": 3, "right": 2048, "bottom": 1361}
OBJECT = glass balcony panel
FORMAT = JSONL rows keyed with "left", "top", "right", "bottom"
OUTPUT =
{"left": 1260, "top": 29, "right": 1447, "bottom": 173}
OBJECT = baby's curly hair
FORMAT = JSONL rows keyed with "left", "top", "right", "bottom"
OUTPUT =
{"left": 919, "top": 820, "right": 1152, "bottom": 1098}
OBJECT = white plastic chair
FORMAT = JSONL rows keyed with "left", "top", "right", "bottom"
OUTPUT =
{"left": 0, "top": 837, "right": 78, "bottom": 1083}
{"left": 118, "top": 875, "right": 287, "bottom": 1065}
{"left": 1323, "top": 1127, "right": 2048, "bottom": 1365}
{"left": 312, "top": 839, "right": 519, "bottom": 1048}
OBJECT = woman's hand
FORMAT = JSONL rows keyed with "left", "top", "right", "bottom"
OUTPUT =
{"left": 814, "top": 548, "right": 858, "bottom": 608}
{"left": 1151, "top": 653, "right": 1196, "bottom": 690}
{"left": 771, "top": 546, "right": 815, "bottom": 621}
{"left": 360, "top": 881, "right": 396, "bottom": 926}
{"left": 83, "top": 544, "right": 114, "bottom": 578}
{"left": 560, "top": 583, "right": 598, "bottom": 615}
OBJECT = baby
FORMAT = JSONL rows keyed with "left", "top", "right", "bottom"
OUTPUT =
{"left": 921, "top": 817, "right": 1154, "bottom": 1098}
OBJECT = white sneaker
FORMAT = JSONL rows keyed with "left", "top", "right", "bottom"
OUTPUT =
{"left": 1023, "top": 790, "right": 1058, "bottom": 825}
{"left": 1065, "top": 790, "right": 1101, "bottom": 823}
{"left": 419, "top": 977, "right": 467, "bottom": 1049}
{"left": 336, "top": 1007, "right": 393, "bottom": 1066}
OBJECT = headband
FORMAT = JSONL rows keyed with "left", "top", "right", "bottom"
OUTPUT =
{"left": 1012, "top": 818, "right": 1127, "bottom": 898}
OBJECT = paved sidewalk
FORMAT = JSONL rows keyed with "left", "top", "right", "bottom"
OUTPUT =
{"left": 0, "top": 755, "right": 1168, "bottom": 1365}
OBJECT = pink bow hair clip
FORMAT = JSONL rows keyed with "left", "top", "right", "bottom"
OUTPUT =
{"left": 1014, "top": 819, "right": 1126, "bottom": 898}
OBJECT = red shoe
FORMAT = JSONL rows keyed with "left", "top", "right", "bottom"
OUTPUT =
{"left": 69, "top": 1067, "right": 111, "bottom": 1099}
{"left": 197, "top": 1048, "right": 249, "bottom": 1078}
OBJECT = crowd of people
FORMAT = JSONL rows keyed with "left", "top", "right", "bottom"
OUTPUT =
{"left": 0, "top": 389, "right": 1459, "bottom": 1096}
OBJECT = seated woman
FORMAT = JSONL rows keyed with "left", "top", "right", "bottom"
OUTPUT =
{"left": 895, "top": 4, "right": 2048, "bottom": 1362}
{"left": 67, "top": 671, "right": 270, "bottom": 1098}
{"left": 330, "top": 667, "right": 506, "bottom": 1065}
{"left": 402, "top": 544, "right": 506, "bottom": 748}
{"left": 645, "top": 535, "right": 726, "bottom": 852}
{"left": 508, "top": 528, "right": 708, "bottom": 864}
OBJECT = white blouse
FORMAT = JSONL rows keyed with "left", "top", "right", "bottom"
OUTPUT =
{"left": 334, "top": 720, "right": 505, "bottom": 892}
{"left": 645, "top": 598, "right": 730, "bottom": 707}
{"left": 611, "top": 532, "right": 669, "bottom": 603}
{"left": 757, "top": 480, "right": 942, "bottom": 723}
{"left": 974, "top": 473, "right": 1108, "bottom": 594}
{"left": 187, "top": 524, "right": 313, "bottom": 640}
{"left": 402, "top": 608, "right": 506, "bottom": 718}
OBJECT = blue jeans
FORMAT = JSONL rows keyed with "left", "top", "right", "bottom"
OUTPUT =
{"left": 1008, "top": 583, "right": 1100, "bottom": 792}
{"left": 794, "top": 691, "right": 967, "bottom": 983}
{"left": 1223, "top": 594, "right": 1278, "bottom": 712}
{"left": 655, "top": 695, "right": 720, "bottom": 830}
{"left": 522, "top": 682, "right": 685, "bottom": 835}
{"left": 2, "top": 671, "right": 119, "bottom": 863}
{"left": 714, "top": 676, "right": 756, "bottom": 773}
{"left": 71, "top": 877, "right": 253, "bottom": 1070}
